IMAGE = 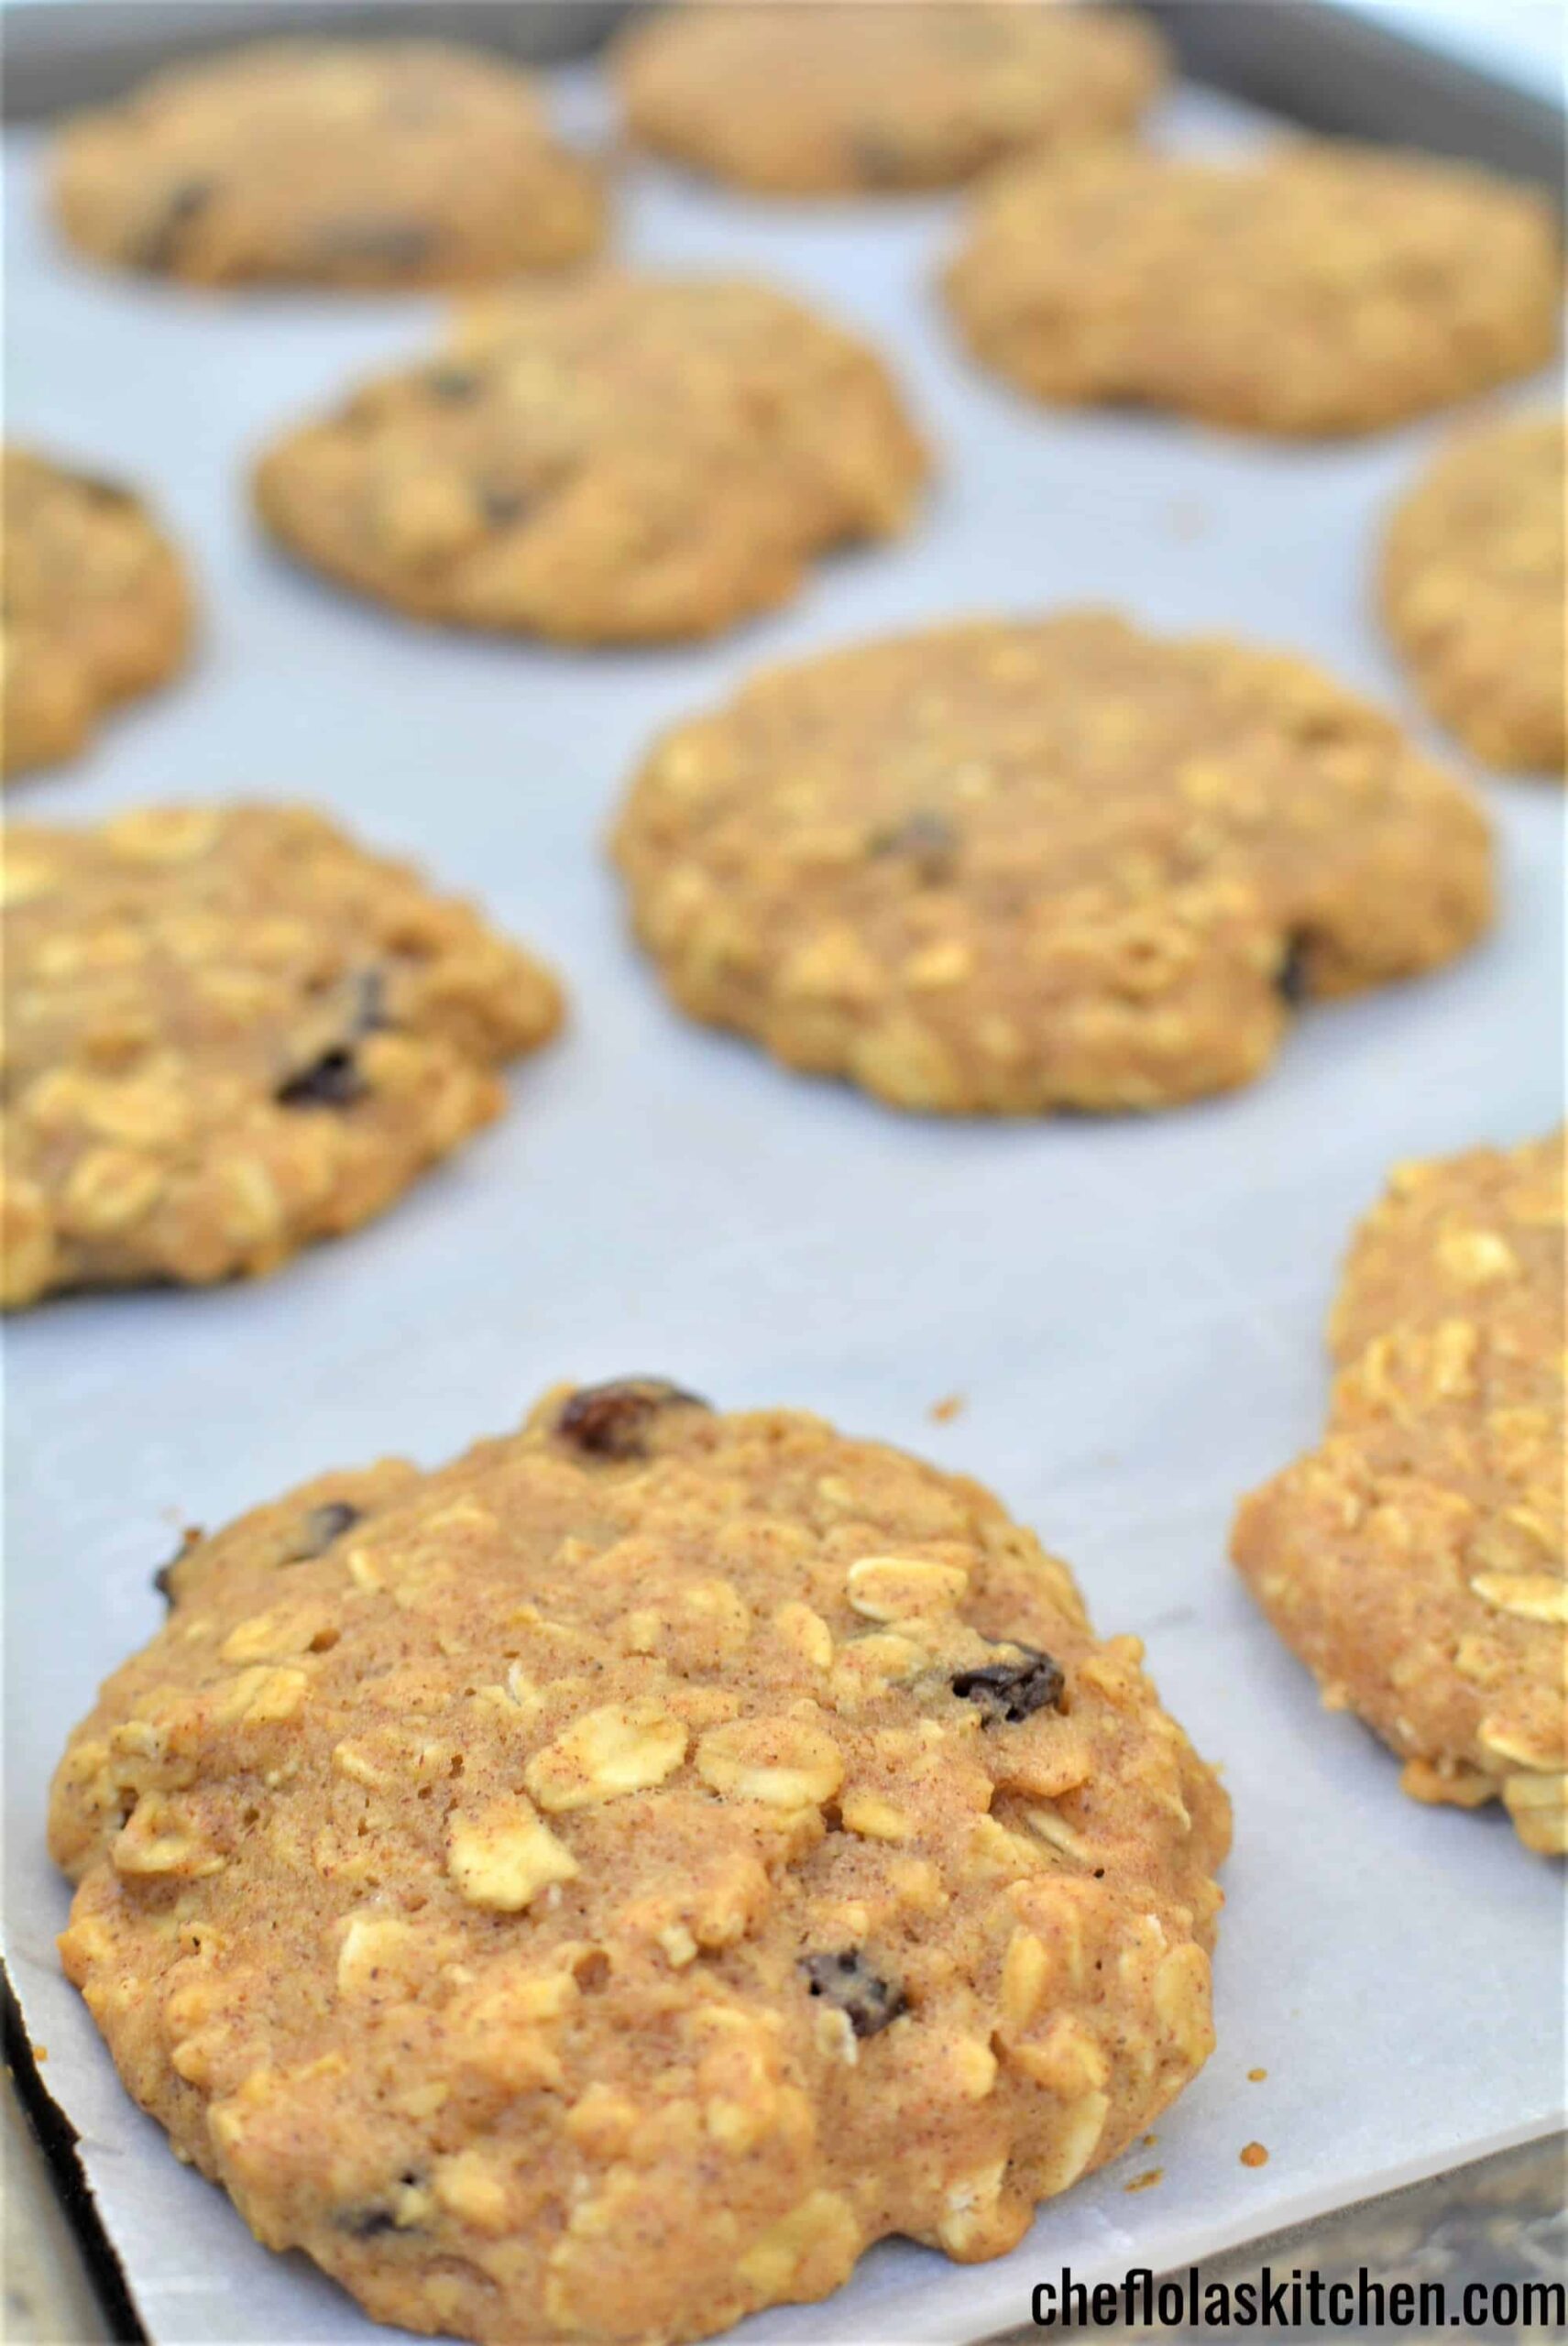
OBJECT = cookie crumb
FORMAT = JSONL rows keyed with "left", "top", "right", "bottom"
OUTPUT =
{"left": 1124, "top": 2167, "right": 1162, "bottom": 2193}
{"left": 929, "top": 1394, "right": 966, "bottom": 1423}
{"left": 1247, "top": 2066, "right": 1267, "bottom": 2082}
{"left": 1240, "top": 2142, "right": 1269, "bottom": 2169}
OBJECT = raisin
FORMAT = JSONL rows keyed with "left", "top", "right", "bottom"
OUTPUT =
{"left": 870, "top": 810, "right": 958, "bottom": 883}
{"left": 137, "top": 178, "right": 214, "bottom": 269}
{"left": 72, "top": 471, "right": 137, "bottom": 511}
{"left": 950, "top": 1642, "right": 1065, "bottom": 1724}
{"left": 555, "top": 1378, "right": 710, "bottom": 1460}
{"left": 337, "top": 2172, "right": 425, "bottom": 2239}
{"left": 850, "top": 130, "right": 910, "bottom": 186}
{"left": 277, "top": 969, "right": 389, "bottom": 1107}
{"left": 314, "top": 218, "right": 435, "bottom": 273}
{"left": 478, "top": 482, "right": 530, "bottom": 529}
{"left": 277, "top": 1046, "right": 366, "bottom": 1109}
{"left": 800, "top": 1949, "right": 906, "bottom": 2038}
{"left": 339, "top": 2206, "right": 400, "bottom": 2240}
{"left": 426, "top": 367, "right": 482, "bottom": 403}
{"left": 152, "top": 1526, "right": 202, "bottom": 1609}
{"left": 283, "top": 1501, "right": 362, "bottom": 1563}
{"left": 1275, "top": 934, "right": 1310, "bottom": 1007}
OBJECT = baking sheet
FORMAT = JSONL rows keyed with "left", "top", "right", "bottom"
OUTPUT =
{"left": 4, "top": 57, "right": 1565, "bottom": 2346}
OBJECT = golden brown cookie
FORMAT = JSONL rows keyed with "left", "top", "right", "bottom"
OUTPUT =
{"left": 1380, "top": 411, "right": 1565, "bottom": 775}
{"left": 253, "top": 272, "right": 929, "bottom": 643}
{"left": 944, "top": 141, "right": 1562, "bottom": 436}
{"left": 51, "top": 1381, "right": 1228, "bottom": 2346}
{"left": 52, "top": 40, "right": 604, "bottom": 289}
{"left": 3, "top": 446, "right": 192, "bottom": 780}
{"left": 2, "top": 804, "right": 561, "bottom": 1306}
{"left": 1233, "top": 1131, "right": 1566, "bottom": 1855}
{"left": 615, "top": 2, "right": 1166, "bottom": 195}
{"left": 610, "top": 612, "right": 1494, "bottom": 1114}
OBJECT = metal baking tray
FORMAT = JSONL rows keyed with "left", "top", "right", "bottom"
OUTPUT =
{"left": 4, "top": 5, "right": 1564, "bottom": 2343}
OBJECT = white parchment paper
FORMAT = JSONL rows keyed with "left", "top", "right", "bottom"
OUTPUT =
{"left": 4, "top": 64, "right": 1564, "bottom": 2346}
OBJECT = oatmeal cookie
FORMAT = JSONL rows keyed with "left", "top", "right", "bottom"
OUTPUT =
{"left": 944, "top": 142, "right": 1562, "bottom": 436}
{"left": 615, "top": 3, "right": 1166, "bottom": 195}
{"left": 52, "top": 1382, "right": 1228, "bottom": 2345}
{"left": 3, "top": 446, "right": 192, "bottom": 780}
{"left": 2, "top": 804, "right": 561, "bottom": 1306}
{"left": 1381, "top": 411, "right": 1565, "bottom": 775}
{"left": 610, "top": 612, "right": 1493, "bottom": 1114}
{"left": 1233, "top": 1131, "right": 1566, "bottom": 1855}
{"left": 253, "top": 272, "right": 928, "bottom": 643}
{"left": 52, "top": 40, "right": 604, "bottom": 289}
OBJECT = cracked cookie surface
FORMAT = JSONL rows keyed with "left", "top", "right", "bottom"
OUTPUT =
{"left": 52, "top": 40, "right": 604, "bottom": 289}
{"left": 253, "top": 272, "right": 928, "bottom": 643}
{"left": 51, "top": 1383, "right": 1228, "bottom": 2346}
{"left": 1232, "top": 1131, "right": 1566, "bottom": 1855}
{"left": 944, "top": 142, "right": 1562, "bottom": 436}
{"left": 1381, "top": 411, "right": 1565, "bottom": 775}
{"left": 610, "top": 612, "right": 1493, "bottom": 1114}
{"left": 2, "top": 804, "right": 561, "bottom": 1305}
{"left": 615, "top": 3, "right": 1166, "bottom": 194}
{"left": 3, "top": 446, "right": 192, "bottom": 780}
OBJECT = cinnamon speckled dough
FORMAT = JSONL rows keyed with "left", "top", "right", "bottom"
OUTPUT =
{"left": 3, "top": 447, "right": 192, "bottom": 780}
{"left": 52, "top": 41, "right": 604, "bottom": 288}
{"left": 2, "top": 805, "right": 561, "bottom": 1306}
{"left": 1233, "top": 1132, "right": 1566, "bottom": 1855}
{"left": 253, "top": 273, "right": 929, "bottom": 643}
{"left": 1381, "top": 412, "right": 1565, "bottom": 775}
{"left": 51, "top": 1382, "right": 1229, "bottom": 2346}
{"left": 615, "top": 3, "right": 1166, "bottom": 194}
{"left": 610, "top": 613, "right": 1494, "bottom": 1115}
{"left": 945, "top": 141, "right": 1562, "bottom": 436}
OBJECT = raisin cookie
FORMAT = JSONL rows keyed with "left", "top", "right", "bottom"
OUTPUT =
{"left": 2, "top": 805, "right": 561, "bottom": 1306}
{"left": 1381, "top": 411, "right": 1565, "bottom": 775}
{"left": 945, "top": 142, "right": 1562, "bottom": 436}
{"left": 3, "top": 446, "right": 192, "bottom": 780}
{"left": 615, "top": 3, "right": 1166, "bottom": 195}
{"left": 610, "top": 612, "right": 1493, "bottom": 1114}
{"left": 1233, "top": 1131, "right": 1566, "bottom": 1855}
{"left": 52, "top": 40, "right": 604, "bottom": 289}
{"left": 253, "top": 272, "right": 928, "bottom": 644}
{"left": 52, "top": 1381, "right": 1228, "bottom": 2346}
